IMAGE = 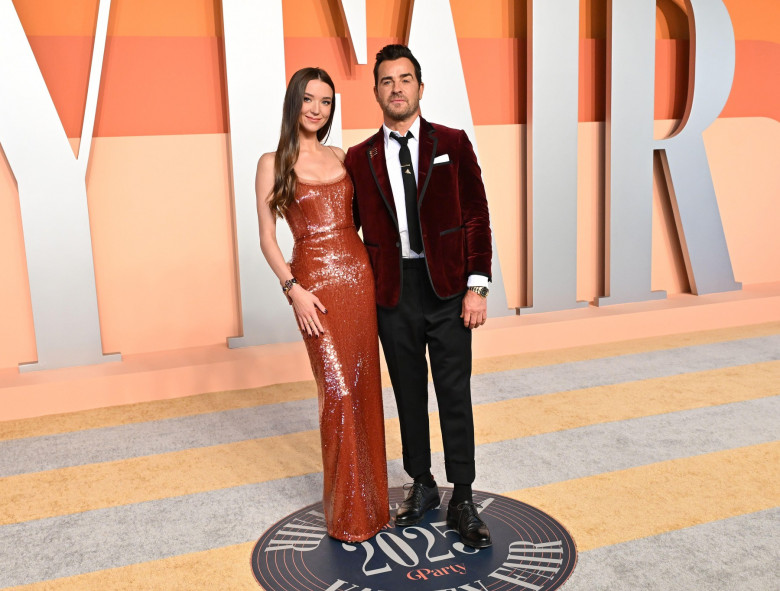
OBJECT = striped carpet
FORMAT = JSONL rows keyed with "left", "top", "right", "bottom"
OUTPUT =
{"left": 1, "top": 323, "right": 778, "bottom": 590}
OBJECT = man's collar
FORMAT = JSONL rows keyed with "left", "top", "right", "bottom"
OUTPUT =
{"left": 382, "top": 116, "right": 421, "bottom": 146}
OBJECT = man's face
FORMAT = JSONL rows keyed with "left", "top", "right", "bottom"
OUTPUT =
{"left": 374, "top": 57, "right": 424, "bottom": 124}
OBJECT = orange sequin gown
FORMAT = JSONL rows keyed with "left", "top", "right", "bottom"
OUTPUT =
{"left": 285, "top": 168, "right": 390, "bottom": 542}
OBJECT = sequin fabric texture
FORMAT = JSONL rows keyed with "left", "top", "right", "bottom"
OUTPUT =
{"left": 285, "top": 168, "right": 390, "bottom": 542}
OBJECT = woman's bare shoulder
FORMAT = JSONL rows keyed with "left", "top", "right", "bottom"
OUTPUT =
{"left": 329, "top": 146, "right": 346, "bottom": 162}
{"left": 258, "top": 151, "right": 276, "bottom": 171}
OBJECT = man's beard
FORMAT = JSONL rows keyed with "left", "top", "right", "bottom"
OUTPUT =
{"left": 383, "top": 97, "right": 418, "bottom": 121}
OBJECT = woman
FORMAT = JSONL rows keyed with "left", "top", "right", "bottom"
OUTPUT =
{"left": 256, "top": 67, "right": 389, "bottom": 542}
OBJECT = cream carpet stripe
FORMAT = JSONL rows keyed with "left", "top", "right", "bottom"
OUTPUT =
{"left": 2, "top": 322, "right": 777, "bottom": 442}
{"left": 562, "top": 509, "right": 778, "bottom": 590}
{"left": 6, "top": 444, "right": 777, "bottom": 591}
{"left": 509, "top": 442, "right": 780, "bottom": 552}
{"left": 1, "top": 361, "right": 776, "bottom": 526}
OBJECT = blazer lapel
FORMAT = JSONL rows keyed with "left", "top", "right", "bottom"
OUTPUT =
{"left": 417, "top": 118, "right": 437, "bottom": 207}
{"left": 366, "top": 129, "right": 398, "bottom": 227}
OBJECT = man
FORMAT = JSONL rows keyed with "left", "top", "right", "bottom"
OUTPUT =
{"left": 345, "top": 44, "right": 492, "bottom": 549}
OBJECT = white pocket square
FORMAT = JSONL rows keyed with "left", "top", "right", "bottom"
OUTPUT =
{"left": 433, "top": 154, "right": 450, "bottom": 164}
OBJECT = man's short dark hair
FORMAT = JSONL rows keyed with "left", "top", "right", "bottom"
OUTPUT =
{"left": 373, "top": 44, "right": 422, "bottom": 87}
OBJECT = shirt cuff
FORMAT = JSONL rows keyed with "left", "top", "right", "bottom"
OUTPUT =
{"left": 467, "top": 274, "right": 489, "bottom": 288}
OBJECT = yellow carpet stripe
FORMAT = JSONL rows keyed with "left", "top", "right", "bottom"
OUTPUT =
{"left": 7, "top": 443, "right": 778, "bottom": 591}
{"left": 509, "top": 442, "right": 780, "bottom": 552}
{"left": 463, "top": 359, "right": 780, "bottom": 448}
{"left": 1, "top": 361, "right": 776, "bottom": 526}
{"left": 0, "top": 429, "right": 326, "bottom": 526}
{"left": 2, "top": 322, "right": 777, "bottom": 442}
{"left": 6, "top": 543, "right": 260, "bottom": 591}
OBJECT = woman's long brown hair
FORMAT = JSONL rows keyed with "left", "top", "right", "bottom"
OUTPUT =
{"left": 268, "top": 67, "right": 336, "bottom": 218}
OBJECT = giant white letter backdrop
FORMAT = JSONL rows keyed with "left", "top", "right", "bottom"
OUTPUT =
{"left": 0, "top": 0, "right": 739, "bottom": 371}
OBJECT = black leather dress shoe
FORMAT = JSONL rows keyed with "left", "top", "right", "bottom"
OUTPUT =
{"left": 394, "top": 482, "right": 440, "bottom": 526}
{"left": 447, "top": 501, "right": 492, "bottom": 548}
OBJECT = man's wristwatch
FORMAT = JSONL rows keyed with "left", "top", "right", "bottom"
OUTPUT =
{"left": 468, "top": 286, "right": 489, "bottom": 298}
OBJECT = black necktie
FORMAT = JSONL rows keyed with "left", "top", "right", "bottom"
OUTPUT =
{"left": 390, "top": 132, "right": 423, "bottom": 254}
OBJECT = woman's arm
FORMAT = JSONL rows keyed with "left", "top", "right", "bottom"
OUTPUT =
{"left": 256, "top": 153, "right": 326, "bottom": 337}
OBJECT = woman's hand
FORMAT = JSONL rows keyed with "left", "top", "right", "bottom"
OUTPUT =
{"left": 288, "top": 284, "right": 327, "bottom": 337}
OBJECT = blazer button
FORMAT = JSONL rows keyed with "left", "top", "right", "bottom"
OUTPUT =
{"left": 395, "top": 241, "right": 400, "bottom": 248}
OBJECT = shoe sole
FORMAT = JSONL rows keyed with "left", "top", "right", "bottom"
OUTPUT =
{"left": 394, "top": 496, "right": 440, "bottom": 527}
{"left": 446, "top": 517, "right": 493, "bottom": 549}
{"left": 459, "top": 537, "right": 492, "bottom": 549}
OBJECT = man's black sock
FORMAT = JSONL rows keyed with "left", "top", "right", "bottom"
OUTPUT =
{"left": 413, "top": 472, "right": 436, "bottom": 488}
{"left": 450, "top": 483, "right": 472, "bottom": 506}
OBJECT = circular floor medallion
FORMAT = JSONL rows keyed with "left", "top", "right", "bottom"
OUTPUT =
{"left": 252, "top": 487, "right": 577, "bottom": 591}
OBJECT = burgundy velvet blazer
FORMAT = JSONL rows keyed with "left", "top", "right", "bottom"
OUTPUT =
{"left": 345, "top": 118, "right": 492, "bottom": 309}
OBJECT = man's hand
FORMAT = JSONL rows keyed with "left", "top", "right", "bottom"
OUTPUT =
{"left": 461, "top": 290, "right": 487, "bottom": 329}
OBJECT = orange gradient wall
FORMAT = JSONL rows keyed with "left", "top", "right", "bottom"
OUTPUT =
{"left": 0, "top": 0, "right": 778, "bottom": 370}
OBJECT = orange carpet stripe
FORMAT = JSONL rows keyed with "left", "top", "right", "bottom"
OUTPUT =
{"left": 19, "top": 36, "right": 779, "bottom": 139}
{"left": 0, "top": 360, "right": 776, "bottom": 526}
{"left": 510, "top": 442, "right": 780, "bottom": 552}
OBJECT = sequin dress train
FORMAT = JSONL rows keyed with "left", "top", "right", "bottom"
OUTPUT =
{"left": 285, "top": 168, "right": 389, "bottom": 542}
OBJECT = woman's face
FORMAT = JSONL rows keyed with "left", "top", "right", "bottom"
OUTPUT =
{"left": 298, "top": 79, "right": 333, "bottom": 135}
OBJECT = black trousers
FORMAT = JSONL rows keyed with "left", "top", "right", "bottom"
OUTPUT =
{"left": 377, "top": 258, "right": 475, "bottom": 484}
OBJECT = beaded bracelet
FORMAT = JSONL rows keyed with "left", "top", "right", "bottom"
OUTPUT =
{"left": 282, "top": 277, "right": 299, "bottom": 294}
